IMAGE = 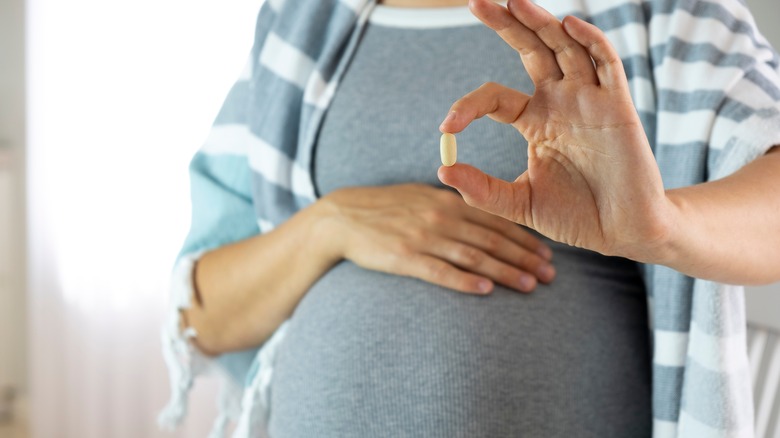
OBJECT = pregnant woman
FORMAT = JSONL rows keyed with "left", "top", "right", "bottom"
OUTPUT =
{"left": 160, "top": 0, "right": 780, "bottom": 437}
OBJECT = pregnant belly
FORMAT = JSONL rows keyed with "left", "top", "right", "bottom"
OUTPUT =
{"left": 268, "top": 242, "right": 652, "bottom": 438}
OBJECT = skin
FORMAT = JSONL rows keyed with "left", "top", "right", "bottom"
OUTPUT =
{"left": 184, "top": 0, "right": 780, "bottom": 356}
{"left": 438, "top": 0, "right": 780, "bottom": 284}
{"left": 188, "top": 184, "right": 553, "bottom": 354}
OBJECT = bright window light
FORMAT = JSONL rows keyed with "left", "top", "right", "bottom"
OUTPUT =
{"left": 27, "top": 0, "right": 264, "bottom": 312}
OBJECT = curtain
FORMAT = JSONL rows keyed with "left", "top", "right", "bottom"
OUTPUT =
{"left": 26, "top": 0, "right": 262, "bottom": 436}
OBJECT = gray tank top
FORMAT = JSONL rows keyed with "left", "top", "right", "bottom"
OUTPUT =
{"left": 268, "top": 7, "right": 651, "bottom": 437}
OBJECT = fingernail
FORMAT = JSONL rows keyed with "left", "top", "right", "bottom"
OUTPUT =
{"left": 519, "top": 275, "right": 535, "bottom": 292}
{"left": 537, "top": 245, "right": 553, "bottom": 260}
{"left": 478, "top": 280, "right": 492, "bottom": 294}
{"left": 562, "top": 16, "right": 578, "bottom": 34}
{"left": 538, "top": 265, "right": 555, "bottom": 282}
{"left": 439, "top": 111, "right": 456, "bottom": 130}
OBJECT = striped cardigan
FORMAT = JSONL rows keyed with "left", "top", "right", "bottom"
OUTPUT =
{"left": 160, "top": 0, "right": 780, "bottom": 436}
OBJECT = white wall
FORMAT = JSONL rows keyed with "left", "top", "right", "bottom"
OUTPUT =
{"left": 745, "top": 0, "right": 780, "bottom": 331}
{"left": 0, "top": 0, "right": 27, "bottom": 408}
{"left": 23, "top": 0, "right": 261, "bottom": 435}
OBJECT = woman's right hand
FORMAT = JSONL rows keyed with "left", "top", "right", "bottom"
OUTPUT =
{"left": 317, "top": 184, "right": 556, "bottom": 294}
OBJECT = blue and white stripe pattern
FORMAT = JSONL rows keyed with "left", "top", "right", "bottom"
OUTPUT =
{"left": 748, "top": 323, "right": 780, "bottom": 438}
{"left": 160, "top": 0, "right": 780, "bottom": 436}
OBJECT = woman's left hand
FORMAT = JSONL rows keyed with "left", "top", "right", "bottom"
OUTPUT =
{"left": 438, "top": 0, "right": 673, "bottom": 262}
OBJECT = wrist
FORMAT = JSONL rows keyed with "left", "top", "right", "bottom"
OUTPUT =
{"left": 304, "top": 194, "right": 348, "bottom": 266}
{"left": 614, "top": 192, "right": 683, "bottom": 267}
{"left": 633, "top": 191, "right": 687, "bottom": 267}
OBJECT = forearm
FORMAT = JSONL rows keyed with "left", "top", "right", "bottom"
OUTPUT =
{"left": 184, "top": 201, "right": 340, "bottom": 356}
{"left": 652, "top": 146, "right": 780, "bottom": 285}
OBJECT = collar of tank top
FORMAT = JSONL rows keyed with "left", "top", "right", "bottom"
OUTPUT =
{"left": 371, "top": 2, "right": 508, "bottom": 29}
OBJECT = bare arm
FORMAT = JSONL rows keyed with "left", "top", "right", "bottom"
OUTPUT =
{"left": 183, "top": 184, "right": 554, "bottom": 356}
{"left": 659, "top": 146, "right": 780, "bottom": 285}
{"left": 184, "top": 200, "right": 338, "bottom": 356}
{"left": 437, "top": 0, "right": 780, "bottom": 287}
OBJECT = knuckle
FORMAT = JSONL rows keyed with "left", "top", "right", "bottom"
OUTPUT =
{"left": 424, "top": 260, "right": 449, "bottom": 282}
{"left": 393, "top": 241, "right": 416, "bottom": 258}
{"left": 553, "top": 42, "right": 571, "bottom": 56}
{"left": 524, "top": 41, "right": 548, "bottom": 57}
{"left": 386, "top": 251, "right": 409, "bottom": 276}
{"left": 483, "top": 231, "right": 504, "bottom": 252}
{"left": 407, "top": 226, "right": 429, "bottom": 243}
{"left": 532, "top": 18, "right": 554, "bottom": 35}
{"left": 457, "top": 246, "right": 485, "bottom": 266}
{"left": 422, "top": 208, "right": 447, "bottom": 226}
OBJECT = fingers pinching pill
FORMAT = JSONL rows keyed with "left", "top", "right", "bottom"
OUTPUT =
{"left": 440, "top": 133, "right": 457, "bottom": 166}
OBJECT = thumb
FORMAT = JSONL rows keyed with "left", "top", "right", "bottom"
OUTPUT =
{"left": 437, "top": 163, "right": 530, "bottom": 226}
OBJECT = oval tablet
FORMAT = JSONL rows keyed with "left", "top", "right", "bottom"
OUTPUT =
{"left": 440, "top": 133, "right": 457, "bottom": 166}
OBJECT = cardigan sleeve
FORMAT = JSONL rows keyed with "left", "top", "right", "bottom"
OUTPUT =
{"left": 644, "top": 1, "right": 779, "bottom": 435}
{"left": 158, "top": 2, "right": 281, "bottom": 434}
{"left": 648, "top": 0, "right": 780, "bottom": 185}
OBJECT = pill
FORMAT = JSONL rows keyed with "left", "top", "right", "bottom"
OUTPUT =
{"left": 440, "top": 133, "right": 457, "bottom": 166}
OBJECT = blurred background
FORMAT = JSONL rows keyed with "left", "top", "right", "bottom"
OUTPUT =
{"left": 0, "top": 0, "right": 778, "bottom": 437}
{"left": 1, "top": 0, "right": 264, "bottom": 436}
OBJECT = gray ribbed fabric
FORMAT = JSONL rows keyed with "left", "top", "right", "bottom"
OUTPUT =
{"left": 313, "top": 18, "right": 531, "bottom": 192}
{"left": 163, "top": 0, "right": 780, "bottom": 434}
{"left": 267, "top": 20, "right": 651, "bottom": 438}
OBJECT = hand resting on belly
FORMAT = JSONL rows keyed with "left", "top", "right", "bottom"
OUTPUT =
{"left": 183, "top": 183, "right": 556, "bottom": 355}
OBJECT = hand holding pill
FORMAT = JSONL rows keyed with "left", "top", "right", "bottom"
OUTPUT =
{"left": 437, "top": 0, "right": 671, "bottom": 263}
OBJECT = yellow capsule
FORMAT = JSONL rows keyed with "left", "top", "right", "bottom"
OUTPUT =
{"left": 440, "top": 133, "right": 457, "bottom": 166}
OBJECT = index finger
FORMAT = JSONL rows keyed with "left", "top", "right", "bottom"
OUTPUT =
{"left": 439, "top": 82, "right": 531, "bottom": 134}
{"left": 469, "top": 0, "right": 563, "bottom": 86}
